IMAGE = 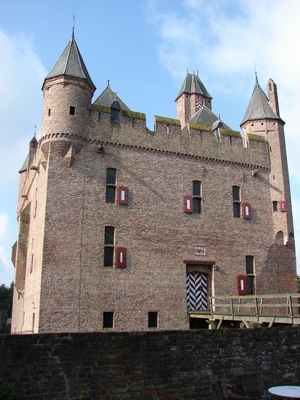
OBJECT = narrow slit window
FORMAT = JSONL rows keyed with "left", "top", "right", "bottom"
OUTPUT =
{"left": 70, "top": 106, "right": 76, "bottom": 115}
{"left": 273, "top": 201, "right": 278, "bottom": 212}
{"left": 106, "top": 168, "right": 116, "bottom": 203}
{"left": 104, "top": 226, "right": 115, "bottom": 267}
{"left": 245, "top": 255, "right": 255, "bottom": 295}
{"left": 193, "top": 181, "right": 202, "bottom": 214}
{"left": 232, "top": 186, "right": 241, "bottom": 218}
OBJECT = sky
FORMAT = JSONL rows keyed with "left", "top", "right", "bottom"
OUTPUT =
{"left": 0, "top": 0, "right": 300, "bottom": 286}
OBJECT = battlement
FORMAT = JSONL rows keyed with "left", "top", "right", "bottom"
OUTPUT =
{"left": 85, "top": 105, "right": 270, "bottom": 168}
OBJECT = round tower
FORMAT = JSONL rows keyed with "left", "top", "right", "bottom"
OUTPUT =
{"left": 41, "top": 34, "right": 96, "bottom": 139}
{"left": 240, "top": 78, "right": 294, "bottom": 246}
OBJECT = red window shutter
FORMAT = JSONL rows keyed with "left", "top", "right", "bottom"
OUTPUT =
{"left": 183, "top": 196, "right": 193, "bottom": 213}
{"left": 116, "top": 247, "right": 127, "bottom": 268}
{"left": 242, "top": 202, "right": 251, "bottom": 219}
{"left": 117, "top": 186, "right": 128, "bottom": 205}
{"left": 279, "top": 201, "right": 286, "bottom": 212}
{"left": 237, "top": 275, "right": 247, "bottom": 295}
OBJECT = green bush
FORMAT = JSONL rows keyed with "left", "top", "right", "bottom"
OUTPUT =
{"left": 0, "top": 378, "right": 17, "bottom": 399}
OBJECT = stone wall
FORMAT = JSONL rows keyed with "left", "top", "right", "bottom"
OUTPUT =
{"left": 1, "top": 327, "right": 300, "bottom": 399}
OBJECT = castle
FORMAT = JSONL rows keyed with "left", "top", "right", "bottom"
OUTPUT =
{"left": 11, "top": 34, "right": 297, "bottom": 333}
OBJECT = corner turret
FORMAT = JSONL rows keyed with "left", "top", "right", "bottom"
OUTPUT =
{"left": 241, "top": 78, "right": 294, "bottom": 248}
{"left": 40, "top": 34, "right": 96, "bottom": 139}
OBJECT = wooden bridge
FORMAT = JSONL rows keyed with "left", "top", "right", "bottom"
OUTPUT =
{"left": 188, "top": 293, "right": 300, "bottom": 328}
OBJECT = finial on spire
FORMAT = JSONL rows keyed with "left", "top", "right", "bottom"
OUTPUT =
{"left": 72, "top": 15, "right": 75, "bottom": 39}
{"left": 107, "top": 79, "right": 110, "bottom": 87}
{"left": 186, "top": 67, "right": 188, "bottom": 75}
{"left": 34, "top": 125, "right": 36, "bottom": 138}
{"left": 254, "top": 62, "right": 258, "bottom": 82}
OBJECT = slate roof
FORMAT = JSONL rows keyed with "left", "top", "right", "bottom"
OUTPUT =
{"left": 175, "top": 72, "right": 212, "bottom": 101}
{"left": 19, "top": 155, "right": 28, "bottom": 173}
{"left": 189, "top": 106, "right": 232, "bottom": 130}
{"left": 93, "top": 84, "right": 130, "bottom": 110}
{"left": 44, "top": 35, "right": 96, "bottom": 90}
{"left": 241, "top": 79, "right": 281, "bottom": 125}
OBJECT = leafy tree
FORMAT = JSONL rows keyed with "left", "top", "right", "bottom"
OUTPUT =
{"left": 0, "top": 282, "right": 13, "bottom": 317}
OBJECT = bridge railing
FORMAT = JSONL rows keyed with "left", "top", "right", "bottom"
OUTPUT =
{"left": 209, "top": 293, "right": 300, "bottom": 318}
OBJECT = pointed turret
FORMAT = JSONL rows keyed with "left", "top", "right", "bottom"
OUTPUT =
{"left": 41, "top": 34, "right": 96, "bottom": 139}
{"left": 240, "top": 77, "right": 282, "bottom": 126}
{"left": 241, "top": 78, "right": 294, "bottom": 248}
{"left": 176, "top": 72, "right": 212, "bottom": 127}
{"left": 42, "top": 34, "right": 95, "bottom": 91}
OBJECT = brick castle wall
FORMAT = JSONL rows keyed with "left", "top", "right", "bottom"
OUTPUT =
{"left": 1, "top": 327, "right": 300, "bottom": 399}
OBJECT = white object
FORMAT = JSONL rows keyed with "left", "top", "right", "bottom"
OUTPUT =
{"left": 268, "top": 386, "right": 300, "bottom": 398}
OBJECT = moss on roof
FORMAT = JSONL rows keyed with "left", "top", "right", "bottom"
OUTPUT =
{"left": 188, "top": 122, "right": 211, "bottom": 132}
{"left": 92, "top": 105, "right": 111, "bottom": 113}
{"left": 248, "top": 133, "right": 268, "bottom": 142}
{"left": 220, "top": 129, "right": 241, "bottom": 138}
{"left": 155, "top": 116, "right": 181, "bottom": 126}
{"left": 121, "top": 110, "right": 146, "bottom": 119}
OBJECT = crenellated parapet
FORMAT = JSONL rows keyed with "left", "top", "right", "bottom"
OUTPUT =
{"left": 84, "top": 105, "right": 270, "bottom": 169}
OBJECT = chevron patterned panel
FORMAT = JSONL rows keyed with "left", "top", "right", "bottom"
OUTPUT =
{"left": 186, "top": 272, "right": 208, "bottom": 311}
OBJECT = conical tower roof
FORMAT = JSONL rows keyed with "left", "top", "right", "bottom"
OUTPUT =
{"left": 93, "top": 83, "right": 130, "bottom": 110}
{"left": 43, "top": 34, "right": 96, "bottom": 90}
{"left": 241, "top": 78, "right": 282, "bottom": 125}
{"left": 175, "top": 72, "right": 212, "bottom": 101}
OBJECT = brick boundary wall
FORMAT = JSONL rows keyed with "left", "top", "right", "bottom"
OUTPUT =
{"left": 1, "top": 327, "right": 300, "bottom": 399}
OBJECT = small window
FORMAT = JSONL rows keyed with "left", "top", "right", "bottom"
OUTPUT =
{"left": 98, "top": 113, "right": 101, "bottom": 122}
{"left": 148, "top": 312, "right": 158, "bottom": 328}
{"left": 166, "top": 125, "right": 169, "bottom": 134}
{"left": 32, "top": 313, "right": 35, "bottom": 332}
{"left": 104, "top": 226, "right": 115, "bottom": 267}
{"left": 111, "top": 109, "right": 120, "bottom": 123}
{"left": 70, "top": 106, "right": 76, "bottom": 115}
{"left": 245, "top": 255, "right": 255, "bottom": 295}
{"left": 193, "top": 181, "right": 202, "bottom": 214}
{"left": 30, "top": 254, "right": 34, "bottom": 273}
{"left": 103, "top": 312, "right": 114, "bottom": 328}
{"left": 111, "top": 100, "right": 121, "bottom": 124}
{"left": 273, "top": 201, "right": 278, "bottom": 212}
{"left": 48, "top": 109, "right": 51, "bottom": 116}
{"left": 106, "top": 168, "right": 116, "bottom": 203}
{"left": 232, "top": 186, "right": 240, "bottom": 218}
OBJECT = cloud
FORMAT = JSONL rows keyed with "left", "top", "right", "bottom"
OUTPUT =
{"left": 0, "top": 28, "right": 47, "bottom": 190}
{"left": 0, "top": 29, "right": 47, "bottom": 285}
{"left": 0, "top": 213, "right": 9, "bottom": 239}
{"left": 0, "top": 246, "right": 12, "bottom": 286}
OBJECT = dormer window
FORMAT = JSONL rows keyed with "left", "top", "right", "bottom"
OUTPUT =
{"left": 111, "top": 100, "right": 121, "bottom": 124}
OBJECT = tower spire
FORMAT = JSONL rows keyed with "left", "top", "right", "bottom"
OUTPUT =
{"left": 72, "top": 15, "right": 75, "bottom": 39}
